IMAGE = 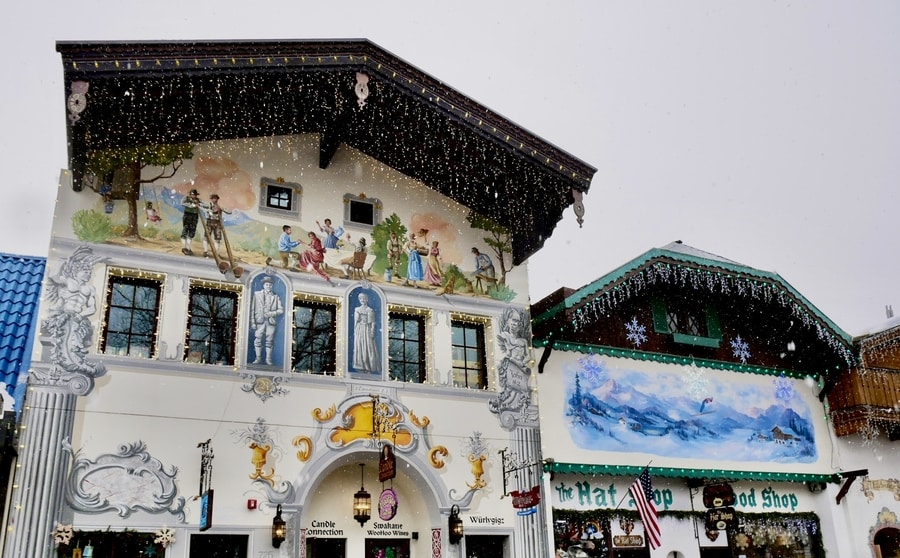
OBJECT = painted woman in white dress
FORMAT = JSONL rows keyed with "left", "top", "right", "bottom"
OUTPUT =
{"left": 353, "top": 292, "right": 379, "bottom": 372}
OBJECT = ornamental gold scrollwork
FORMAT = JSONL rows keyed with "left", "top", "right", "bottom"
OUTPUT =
{"left": 249, "top": 442, "right": 276, "bottom": 486}
{"left": 292, "top": 435, "right": 313, "bottom": 462}
{"left": 429, "top": 446, "right": 448, "bottom": 469}
{"left": 409, "top": 410, "right": 430, "bottom": 428}
{"left": 313, "top": 404, "right": 337, "bottom": 422}
{"left": 862, "top": 478, "right": 900, "bottom": 502}
{"left": 467, "top": 454, "right": 487, "bottom": 489}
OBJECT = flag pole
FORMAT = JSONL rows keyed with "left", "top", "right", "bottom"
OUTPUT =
{"left": 613, "top": 460, "right": 653, "bottom": 510}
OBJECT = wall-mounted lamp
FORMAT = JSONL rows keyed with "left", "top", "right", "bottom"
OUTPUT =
{"left": 449, "top": 504, "right": 464, "bottom": 544}
{"left": 272, "top": 504, "right": 286, "bottom": 548}
{"left": 353, "top": 463, "right": 371, "bottom": 526}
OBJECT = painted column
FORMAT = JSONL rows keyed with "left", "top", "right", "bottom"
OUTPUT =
{"left": 3, "top": 246, "right": 106, "bottom": 558}
{"left": 489, "top": 306, "right": 546, "bottom": 558}
{"left": 4, "top": 384, "right": 77, "bottom": 557}
{"left": 512, "top": 426, "right": 547, "bottom": 558}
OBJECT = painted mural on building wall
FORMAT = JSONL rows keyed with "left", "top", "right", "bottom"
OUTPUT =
{"left": 562, "top": 354, "right": 817, "bottom": 463}
{"left": 72, "top": 137, "right": 518, "bottom": 301}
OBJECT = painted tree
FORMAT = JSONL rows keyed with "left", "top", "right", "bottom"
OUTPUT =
{"left": 86, "top": 143, "right": 193, "bottom": 239}
{"left": 371, "top": 213, "right": 408, "bottom": 275}
{"left": 466, "top": 210, "right": 512, "bottom": 286}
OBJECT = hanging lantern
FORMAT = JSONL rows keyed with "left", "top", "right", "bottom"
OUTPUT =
{"left": 271, "top": 504, "right": 286, "bottom": 548}
{"left": 449, "top": 504, "right": 464, "bottom": 544}
{"left": 353, "top": 463, "right": 371, "bottom": 526}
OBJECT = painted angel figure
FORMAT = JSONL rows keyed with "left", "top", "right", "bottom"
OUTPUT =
{"left": 489, "top": 308, "right": 533, "bottom": 415}
{"left": 42, "top": 246, "right": 106, "bottom": 377}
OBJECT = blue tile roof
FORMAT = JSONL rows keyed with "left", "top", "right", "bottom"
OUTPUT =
{"left": 0, "top": 253, "right": 45, "bottom": 401}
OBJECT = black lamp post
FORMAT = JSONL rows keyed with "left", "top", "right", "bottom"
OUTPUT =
{"left": 449, "top": 504, "right": 464, "bottom": 544}
{"left": 353, "top": 463, "right": 371, "bottom": 526}
{"left": 272, "top": 504, "right": 286, "bottom": 548}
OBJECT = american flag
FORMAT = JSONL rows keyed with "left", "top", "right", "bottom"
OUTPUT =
{"left": 630, "top": 468, "right": 661, "bottom": 549}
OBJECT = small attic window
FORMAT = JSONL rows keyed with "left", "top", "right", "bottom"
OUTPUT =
{"left": 259, "top": 177, "right": 301, "bottom": 218}
{"left": 651, "top": 297, "right": 722, "bottom": 348}
{"left": 343, "top": 193, "right": 381, "bottom": 230}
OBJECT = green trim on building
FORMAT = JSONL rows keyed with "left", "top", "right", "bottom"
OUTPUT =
{"left": 544, "top": 462, "right": 840, "bottom": 484}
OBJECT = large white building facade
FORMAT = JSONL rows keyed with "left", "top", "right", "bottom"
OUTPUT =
{"left": 3, "top": 40, "right": 595, "bottom": 558}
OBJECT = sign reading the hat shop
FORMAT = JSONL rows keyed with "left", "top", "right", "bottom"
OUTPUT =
{"left": 705, "top": 507, "right": 737, "bottom": 531}
{"left": 613, "top": 535, "right": 644, "bottom": 547}
{"left": 703, "top": 483, "right": 736, "bottom": 508}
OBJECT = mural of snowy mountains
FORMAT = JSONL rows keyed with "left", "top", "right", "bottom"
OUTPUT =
{"left": 564, "top": 356, "right": 817, "bottom": 463}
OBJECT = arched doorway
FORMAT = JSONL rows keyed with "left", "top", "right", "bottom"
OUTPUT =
{"left": 296, "top": 449, "right": 448, "bottom": 558}
{"left": 874, "top": 527, "right": 900, "bottom": 558}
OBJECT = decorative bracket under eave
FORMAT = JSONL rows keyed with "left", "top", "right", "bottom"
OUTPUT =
{"left": 572, "top": 188, "right": 585, "bottom": 228}
{"left": 836, "top": 468, "right": 868, "bottom": 505}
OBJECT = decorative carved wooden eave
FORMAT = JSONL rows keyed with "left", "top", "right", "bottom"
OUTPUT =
{"left": 56, "top": 39, "right": 597, "bottom": 264}
{"left": 532, "top": 245, "right": 854, "bottom": 374}
{"left": 829, "top": 324, "right": 900, "bottom": 440}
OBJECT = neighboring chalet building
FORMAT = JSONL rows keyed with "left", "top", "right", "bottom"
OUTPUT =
{"left": 4, "top": 41, "right": 595, "bottom": 558}
{"left": 827, "top": 314, "right": 900, "bottom": 558}
{"left": 0, "top": 253, "right": 45, "bottom": 548}
{"left": 531, "top": 241, "right": 854, "bottom": 558}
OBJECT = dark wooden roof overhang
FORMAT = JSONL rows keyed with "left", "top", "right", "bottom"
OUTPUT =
{"left": 56, "top": 40, "right": 597, "bottom": 264}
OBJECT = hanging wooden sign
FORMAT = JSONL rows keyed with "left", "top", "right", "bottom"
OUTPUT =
{"left": 703, "top": 483, "right": 736, "bottom": 508}
{"left": 379, "top": 444, "right": 396, "bottom": 482}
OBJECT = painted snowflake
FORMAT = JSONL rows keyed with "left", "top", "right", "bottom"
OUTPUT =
{"left": 683, "top": 363, "right": 709, "bottom": 399}
{"left": 624, "top": 317, "right": 648, "bottom": 347}
{"left": 773, "top": 373, "right": 794, "bottom": 402}
{"left": 730, "top": 335, "right": 751, "bottom": 363}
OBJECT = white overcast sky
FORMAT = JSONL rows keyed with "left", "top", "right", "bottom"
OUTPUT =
{"left": 2, "top": 1, "right": 897, "bottom": 336}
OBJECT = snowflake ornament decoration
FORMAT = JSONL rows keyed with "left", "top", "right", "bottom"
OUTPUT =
{"left": 154, "top": 526, "right": 176, "bottom": 548}
{"left": 52, "top": 523, "right": 74, "bottom": 546}
{"left": 730, "top": 335, "right": 751, "bottom": 363}
{"left": 577, "top": 354, "right": 607, "bottom": 387}
{"left": 683, "top": 363, "right": 709, "bottom": 399}
{"left": 773, "top": 373, "right": 795, "bottom": 402}
{"left": 624, "top": 317, "right": 648, "bottom": 347}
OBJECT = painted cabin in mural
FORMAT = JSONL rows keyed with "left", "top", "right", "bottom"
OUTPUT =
{"left": 3, "top": 41, "right": 596, "bottom": 558}
{"left": 531, "top": 242, "right": 854, "bottom": 558}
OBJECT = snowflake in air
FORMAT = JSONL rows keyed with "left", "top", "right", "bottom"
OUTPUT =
{"left": 624, "top": 317, "right": 648, "bottom": 347}
{"left": 730, "top": 335, "right": 751, "bottom": 363}
{"left": 773, "top": 373, "right": 794, "bottom": 402}
{"left": 683, "top": 363, "right": 709, "bottom": 398}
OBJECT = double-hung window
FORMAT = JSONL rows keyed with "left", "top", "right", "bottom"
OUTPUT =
{"left": 101, "top": 272, "right": 162, "bottom": 358}
{"left": 184, "top": 283, "right": 240, "bottom": 365}
{"left": 292, "top": 297, "right": 337, "bottom": 374}
{"left": 388, "top": 311, "right": 427, "bottom": 383}
{"left": 451, "top": 317, "right": 488, "bottom": 389}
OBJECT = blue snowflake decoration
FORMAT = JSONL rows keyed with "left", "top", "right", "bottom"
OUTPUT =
{"left": 577, "top": 354, "right": 607, "bottom": 387}
{"left": 683, "top": 363, "right": 709, "bottom": 399}
{"left": 730, "top": 335, "right": 751, "bottom": 363}
{"left": 773, "top": 373, "right": 794, "bottom": 402}
{"left": 624, "top": 317, "right": 648, "bottom": 347}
